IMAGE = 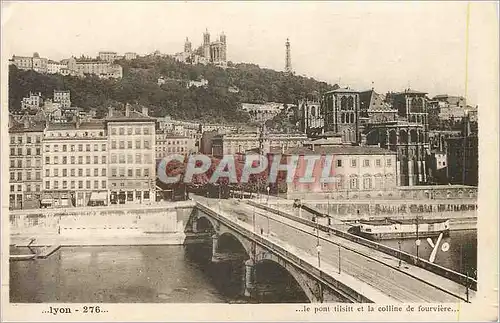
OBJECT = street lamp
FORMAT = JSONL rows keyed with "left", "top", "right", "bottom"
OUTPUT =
{"left": 266, "top": 186, "right": 270, "bottom": 205}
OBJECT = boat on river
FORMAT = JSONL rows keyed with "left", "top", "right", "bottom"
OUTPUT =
{"left": 349, "top": 217, "right": 450, "bottom": 240}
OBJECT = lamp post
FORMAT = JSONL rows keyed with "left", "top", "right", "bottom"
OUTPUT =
{"left": 266, "top": 186, "right": 270, "bottom": 235}
{"left": 315, "top": 219, "right": 321, "bottom": 268}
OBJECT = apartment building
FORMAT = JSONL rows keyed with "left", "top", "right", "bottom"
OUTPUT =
{"left": 106, "top": 105, "right": 156, "bottom": 204}
{"left": 42, "top": 121, "right": 108, "bottom": 207}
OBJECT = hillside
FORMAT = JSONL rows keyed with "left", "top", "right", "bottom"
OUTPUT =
{"left": 8, "top": 56, "right": 337, "bottom": 122}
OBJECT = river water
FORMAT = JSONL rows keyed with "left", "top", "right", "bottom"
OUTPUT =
{"left": 10, "top": 231, "right": 476, "bottom": 303}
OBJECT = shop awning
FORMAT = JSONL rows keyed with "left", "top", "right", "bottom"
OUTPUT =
{"left": 41, "top": 199, "right": 53, "bottom": 204}
{"left": 90, "top": 192, "right": 107, "bottom": 201}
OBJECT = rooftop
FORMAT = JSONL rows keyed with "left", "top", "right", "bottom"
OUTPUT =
{"left": 46, "top": 121, "right": 105, "bottom": 131}
{"left": 285, "top": 145, "right": 396, "bottom": 156}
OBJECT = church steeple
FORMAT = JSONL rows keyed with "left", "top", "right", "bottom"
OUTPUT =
{"left": 285, "top": 38, "right": 292, "bottom": 74}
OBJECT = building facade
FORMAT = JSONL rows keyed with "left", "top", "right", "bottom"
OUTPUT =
{"left": 54, "top": 90, "right": 71, "bottom": 108}
{"left": 98, "top": 51, "right": 118, "bottom": 62}
{"left": 9, "top": 118, "right": 45, "bottom": 209}
{"left": 155, "top": 132, "right": 195, "bottom": 159}
{"left": 284, "top": 146, "right": 397, "bottom": 198}
{"left": 124, "top": 52, "right": 138, "bottom": 60}
{"left": 42, "top": 121, "right": 108, "bottom": 207}
{"left": 106, "top": 105, "right": 156, "bottom": 204}
{"left": 322, "top": 88, "right": 361, "bottom": 144}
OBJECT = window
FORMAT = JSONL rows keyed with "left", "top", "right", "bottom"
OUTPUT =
{"left": 27, "top": 136, "right": 31, "bottom": 144}
{"left": 128, "top": 141, "right": 132, "bottom": 149}
{"left": 26, "top": 184, "right": 31, "bottom": 192}
{"left": 35, "top": 171, "right": 40, "bottom": 180}
{"left": 376, "top": 159, "right": 381, "bottom": 167}
{"left": 101, "top": 180, "right": 106, "bottom": 189}
{"left": 63, "top": 169, "right": 67, "bottom": 177}
{"left": 26, "top": 172, "right": 32, "bottom": 180}
{"left": 10, "top": 137, "right": 14, "bottom": 144}
{"left": 336, "top": 159, "right": 342, "bottom": 167}
{"left": 78, "top": 169, "right": 83, "bottom": 176}
{"left": 363, "top": 159, "right": 370, "bottom": 167}
{"left": 127, "top": 154, "right": 133, "bottom": 163}
{"left": 18, "top": 148, "right": 22, "bottom": 155}
{"left": 71, "top": 169, "right": 75, "bottom": 176}
{"left": 27, "top": 148, "right": 31, "bottom": 155}
{"left": 144, "top": 153, "right": 152, "bottom": 163}
{"left": 17, "top": 185, "right": 21, "bottom": 192}
{"left": 86, "top": 180, "right": 91, "bottom": 189}
{"left": 386, "top": 158, "right": 392, "bottom": 167}
{"left": 363, "top": 176, "right": 372, "bottom": 190}
{"left": 36, "top": 184, "right": 40, "bottom": 191}
{"left": 36, "top": 136, "right": 41, "bottom": 143}
{"left": 111, "top": 140, "right": 116, "bottom": 149}
{"left": 10, "top": 185, "right": 14, "bottom": 192}
{"left": 136, "top": 154, "right": 142, "bottom": 163}
{"left": 17, "top": 172, "right": 22, "bottom": 181}
{"left": 71, "top": 181, "right": 75, "bottom": 189}
{"left": 135, "top": 168, "right": 141, "bottom": 177}
{"left": 94, "top": 144, "right": 98, "bottom": 151}
{"left": 94, "top": 180, "right": 99, "bottom": 189}
{"left": 78, "top": 144, "right": 83, "bottom": 152}
{"left": 144, "top": 127, "right": 149, "bottom": 135}
{"left": 119, "top": 168, "right": 125, "bottom": 177}
{"left": 351, "top": 159, "right": 357, "bottom": 167}
{"left": 86, "top": 169, "right": 91, "bottom": 176}
{"left": 63, "top": 156, "right": 67, "bottom": 164}
{"left": 54, "top": 156, "right": 59, "bottom": 164}
{"left": 71, "top": 156, "right": 75, "bottom": 164}
{"left": 119, "top": 154, "right": 125, "bottom": 164}
{"left": 128, "top": 169, "right": 133, "bottom": 177}
{"left": 102, "top": 144, "right": 106, "bottom": 151}
{"left": 45, "top": 181, "right": 50, "bottom": 189}
{"left": 135, "top": 140, "right": 141, "bottom": 149}
{"left": 102, "top": 156, "right": 106, "bottom": 164}
{"left": 144, "top": 168, "right": 149, "bottom": 177}
{"left": 17, "top": 136, "right": 22, "bottom": 144}
{"left": 102, "top": 168, "right": 106, "bottom": 176}
{"left": 35, "top": 160, "right": 41, "bottom": 167}
{"left": 17, "top": 160, "right": 22, "bottom": 168}
{"left": 10, "top": 172, "right": 14, "bottom": 180}
{"left": 94, "top": 156, "right": 99, "bottom": 164}
{"left": 119, "top": 127, "right": 125, "bottom": 135}
{"left": 350, "top": 176, "right": 359, "bottom": 190}
{"left": 54, "top": 144, "right": 59, "bottom": 152}
{"left": 54, "top": 169, "right": 59, "bottom": 177}
{"left": 62, "top": 181, "right": 67, "bottom": 189}
{"left": 111, "top": 168, "right": 117, "bottom": 177}
{"left": 144, "top": 140, "right": 150, "bottom": 149}
{"left": 63, "top": 145, "right": 67, "bottom": 152}
{"left": 26, "top": 159, "right": 31, "bottom": 168}
{"left": 111, "top": 128, "right": 117, "bottom": 135}
{"left": 127, "top": 127, "right": 133, "bottom": 135}
{"left": 94, "top": 168, "right": 99, "bottom": 176}
{"left": 71, "top": 145, "right": 75, "bottom": 152}
{"left": 78, "top": 156, "right": 83, "bottom": 164}
{"left": 54, "top": 181, "right": 59, "bottom": 189}
{"left": 119, "top": 141, "right": 125, "bottom": 149}
{"left": 36, "top": 148, "right": 40, "bottom": 155}
{"left": 86, "top": 144, "right": 90, "bottom": 151}
{"left": 78, "top": 181, "right": 83, "bottom": 189}
{"left": 10, "top": 148, "right": 15, "bottom": 156}
{"left": 10, "top": 160, "right": 14, "bottom": 168}
{"left": 135, "top": 127, "right": 141, "bottom": 135}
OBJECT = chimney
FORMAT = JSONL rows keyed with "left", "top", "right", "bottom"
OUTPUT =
{"left": 142, "top": 106, "right": 148, "bottom": 116}
{"left": 108, "top": 106, "right": 113, "bottom": 118}
{"left": 125, "top": 103, "right": 130, "bottom": 117}
{"left": 23, "top": 118, "right": 29, "bottom": 129}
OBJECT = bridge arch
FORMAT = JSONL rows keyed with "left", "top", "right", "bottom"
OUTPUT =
{"left": 216, "top": 231, "right": 251, "bottom": 258}
{"left": 253, "top": 255, "right": 314, "bottom": 303}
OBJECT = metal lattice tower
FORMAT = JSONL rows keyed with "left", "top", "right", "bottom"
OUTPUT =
{"left": 285, "top": 38, "right": 292, "bottom": 74}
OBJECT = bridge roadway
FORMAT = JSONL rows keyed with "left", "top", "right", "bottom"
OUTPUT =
{"left": 196, "top": 196, "right": 472, "bottom": 303}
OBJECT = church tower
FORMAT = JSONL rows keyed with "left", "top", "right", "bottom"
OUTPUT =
{"left": 203, "top": 28, "right": 211, "bottom": 60}
{"left": 219, "top": 31, "right": 227, "bottom": 62}
{"left": 285, "top": 38, "right": 292, "bottom": 74}
{"left": 184, "top": 37, "right": 192, "bottom": 53}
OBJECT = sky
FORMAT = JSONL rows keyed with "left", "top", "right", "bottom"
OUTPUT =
{"left": 2, "top": 1, "right": 498, "bottom": 106}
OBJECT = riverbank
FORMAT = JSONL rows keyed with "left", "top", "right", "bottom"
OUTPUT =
{"left": 10, "top": 232, "right": 210, "bottom": 248}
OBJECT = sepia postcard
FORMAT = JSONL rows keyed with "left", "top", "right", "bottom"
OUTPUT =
{"left": 1, "top": 1, "right": 498, "bottom": 322}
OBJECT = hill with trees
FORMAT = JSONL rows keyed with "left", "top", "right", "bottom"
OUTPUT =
{"left": 8, "top": 56, "right": 337, "bottom": 123}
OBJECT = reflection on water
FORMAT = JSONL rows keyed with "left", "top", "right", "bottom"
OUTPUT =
{"left": 10, "top": 245, "right": 226, "bottom": 303}
{"left": 377, "top": 230, "right": 477, "bottom": 278}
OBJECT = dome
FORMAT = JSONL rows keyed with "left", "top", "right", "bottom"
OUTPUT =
{"left": 33, "top": 52, "right": 40, "bottom": 58}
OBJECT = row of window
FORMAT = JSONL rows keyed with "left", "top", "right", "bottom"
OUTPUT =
{"left": 295, "top": 173, "right": 395, "bottom": 191}
{"left": 110, "top": 167, "right": 151, "bottom": 178}
{"left": 10, "top": 147, "right": 41, "bottom": 156}
{"left": 47, "top": 131, "right": 105, "bottom": 138}
{"left": 10, "top": 136, "right": 41, "bottom": 144}
{"left": 10, "top": 171, "right": 41, "bottom": 181}
{"left": 11, "top": 184, "right": 41, "bottom": 192}
{"left": 45, "top": 180, "right": 106, "bottom": 190}
{"left": 109, "top": 153, "right": 152, "bottom": 164}
{"left": 10, "top": 159, "right": 42, "bottom": 168}
{"left": 157, "top": 147, "right": 186, "bottom": 153}
{"left": 157, "top": 140, "right": 189, "bottom": 145}
{"left": 337, "top": 158, "right": 393, "bottom": 168}
{"left": 110, "top": 126, "right": 151, "bottom": 136}
{"left": 111, "top": 140, "right": 151, "bottom": 150}
{"left": 45, "top": 168, "right": 107, "bottom": 177}
{"left": 44, "top": 155, "right": 107, "bottom": 165}
{"left": 45, "top": 143, "right": 106, "bottom": 153}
